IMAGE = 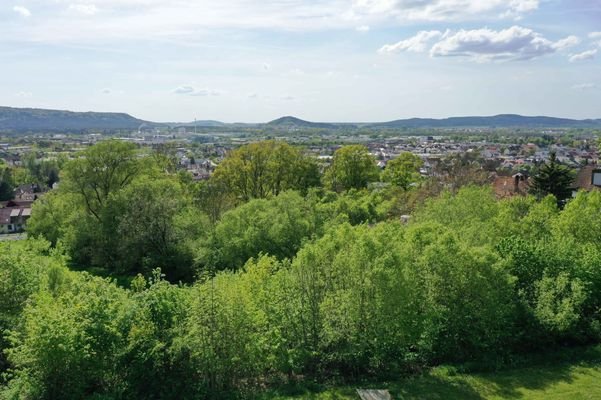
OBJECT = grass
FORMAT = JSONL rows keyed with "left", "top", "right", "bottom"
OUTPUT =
{"left": 260, "top": 346, "right": 601, "bottom": 399}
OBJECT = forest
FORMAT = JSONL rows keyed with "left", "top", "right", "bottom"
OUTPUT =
{"left": 1, "top": 139, "right": 600, "bottom": 399}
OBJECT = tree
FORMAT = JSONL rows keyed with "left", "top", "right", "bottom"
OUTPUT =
{"left": 107, "top": 176, "right": 204, "bottom": 280}
{"left": 381, "top": 152, "right": 423, "bottom": 190}
{"left": 197, "top": 191, "right": 319, "bottom": 271}
{"left": 0, "top": 161, "right": 14, "bottom": 201}
{"left": 323, "top": 145, "right": 379, "bottom": 192}
{"left": 529, "top": 152, "right": 574, "bottom": 207}
{"left": 433, "top": 151, "right": 490, "bottom": 192}
{"left": 61, "top": 140, "right": 141, "bottom": 221}
{"left": 28, "top": 140, "right": 206, "bottom": 281}
{"left": 211, "top": 141, "right": 320, "bottom": 201}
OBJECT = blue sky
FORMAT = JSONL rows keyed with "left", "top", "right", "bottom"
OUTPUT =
{"left": 1, "top": 0, "right": 600, "bottom": 122}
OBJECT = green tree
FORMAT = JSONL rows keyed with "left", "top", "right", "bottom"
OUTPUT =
{"left": 211, "top": 141, "right": 319, "bottom": 201}
{"left": 61, "top": 140, "right": 141, "bottom": 221}
{"left": 323, "top": 145, "right": 379, "bottom": 192}
{"left": 529, "top": 152, "right": 574, "bottom": 207}
{"left": 107, "top": 176, "right": 204, "bottom": 280}
{"left": 29, "top": 140, "right": 206, "bottom": 281}
{"left": 0, "top": 161, "right": 14, "bottom": 201}
{"left": 381, "top": 152, "right": 423, "bottom": 190}
{"left": 197, "top": 191, "right": 319, "bottom": 271}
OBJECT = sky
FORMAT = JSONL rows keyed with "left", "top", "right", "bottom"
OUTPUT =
{"left": 1, "top": 0, "right": 600, "bottom": 123}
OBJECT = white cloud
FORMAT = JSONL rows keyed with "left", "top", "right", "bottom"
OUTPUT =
{"left": 101, "top": 88, "right": 112, "bottom": 94}
{"left": 352, "top": 0, "right": 539, "bottom": 22}
{"left": 281, "top": 95, "right": 295, "bottom": 101}
{"left": 13, "top": 6, "right": 31, "bottom": 17}
{"left": 1, "top": 0, "right": 544, "bottom": 45}
{"left": 16, "top": 91, "right": 32, "bottom": 97}
{"left": 68, "top": 4, "right": 99, "bottom": 16}
{"left": 429, "top": 26, "right": 566, "bottom": 61}
{"left": 173, "top": 86, "right": 195, "bottom": 95}
{"left": 379, "top": 30, "right": 442, "bottom": 54}
{"left": 173, "top": 86, "right": 220, "bottom": 96}
{"left": 569, "top": 49, "right": 597, "bottom": 63}
{"left": 5, "top": 0, "right": 353, "bottom": 44}
{"left": 263, "top": 63, "right": 272, "bottom": 71}
{"left": 572, "top": 83, "right": 596, "bottom": 91}
{"left": 553, "top": 35, "right": 580, "bottom": 50}
{"left": 589, "top": 32, "right": 601, "bottom": 39}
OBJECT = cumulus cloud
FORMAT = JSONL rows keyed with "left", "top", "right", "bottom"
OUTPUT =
{"left": 68, "top": 4, "right": 99, "bottom": 16}
{"left": 569, "top": 49, "right": 597, "bottom": 63}
{"left": 381, "top": 26, "right": 575, "bottom": 62}
{"left": 352, "top": 0, "right": 539, "bottom": 22}
{"left": 553, "top": 35, "right": 580, "bottom": 50}
{"left": 429, "top": 26, "right": 570, "bottom": 61}
{"left": 13, "top": 6, "right": 31, "bottom": 17}
{"left": 379, "top": 30, "right": 442, "bottom": 54}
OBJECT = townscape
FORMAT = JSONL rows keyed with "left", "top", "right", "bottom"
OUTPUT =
{"left": 2, "top": 118, "right": 600, "bottom": 236}
{"left": 3, "top": 1, "right": 601, "bottom": 399}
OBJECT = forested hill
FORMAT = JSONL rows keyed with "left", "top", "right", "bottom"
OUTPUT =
{"left": 2, "top": 106, "right": 600, "bottom": 131}
{"left": 369, "top": 114, "right": 601, "bottom": 128}
{"left": 0, "top": 106, "right": 150, "bottom": 131}
{"left": 266, "top": 116, "right": 340, "bottom": 129}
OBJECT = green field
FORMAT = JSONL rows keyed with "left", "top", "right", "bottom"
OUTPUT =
{"left": 262, "top": 348, "right": 601, "bottom": 400}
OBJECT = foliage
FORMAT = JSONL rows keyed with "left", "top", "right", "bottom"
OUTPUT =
{"left": 529, "top": 152, "right": 575, "bottom": 206}
{"left": 196, "top": 191, "right": 320, "bottom": 271}
{"left": 0, "top": 161, "right": 13, "bottom": 201}
{"left": 27, "top": 140, "right": 206, "bottom": 281}
{"left": 6, "top": 155, "right": 601, "bottom": 399}
{"left": 211, "top": 141, "right": 320, "bottom": 201}
{"left": 433, "top": 152, "right": 491, "bottom": 192}
{"left": 323, "top": 145, "right": 379, "bottom": 192}
{"left": 381, "top": 152, "right": 423, "bottom": 190}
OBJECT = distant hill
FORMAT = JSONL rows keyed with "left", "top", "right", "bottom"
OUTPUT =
{"left": 267, "top": 116, "right": 338, "bottom": 129}
{"left": 2, "top": 107, "right": 600, "bottom": 132}
{"left": 369, "top": 114, "right": 601, "bottom": 129}
{"left": 0, "top": 106, "right": 150, "bottom": 131}
{"left": 173, "top": 120, "right": 226, "bottom": 128}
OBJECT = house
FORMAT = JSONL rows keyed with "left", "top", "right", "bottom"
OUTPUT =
{"left": 13, "top": 184, "right": 43, "bottom": 202}
{"left": 0, "top": 201, "right": 32, "bottom": 234}
{"left": 572, "top": 165, "right": 601, "bottom": 192}
{"left": 493, "top": 173, "right": 529, "bottom": 199}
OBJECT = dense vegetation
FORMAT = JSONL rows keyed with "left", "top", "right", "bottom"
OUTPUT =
{"left": 2, "top": 139, "right": 600, "bottom": 399}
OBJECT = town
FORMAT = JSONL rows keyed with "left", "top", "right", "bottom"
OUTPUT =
{"left": 1, "top": 122, "right": 600, "bottom": 236}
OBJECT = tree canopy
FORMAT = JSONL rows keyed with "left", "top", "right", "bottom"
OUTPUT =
{"left": 211, "top": 140, "right": 320, "bottom": 201}
{"left": 323, "top": 145, "right": 379, "bottom": 192}
{"left": 381, "top": 152, "right": 423, "bottom": 190}
{"left": 529, "top": 152, "right": 575, "bottom": 206}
